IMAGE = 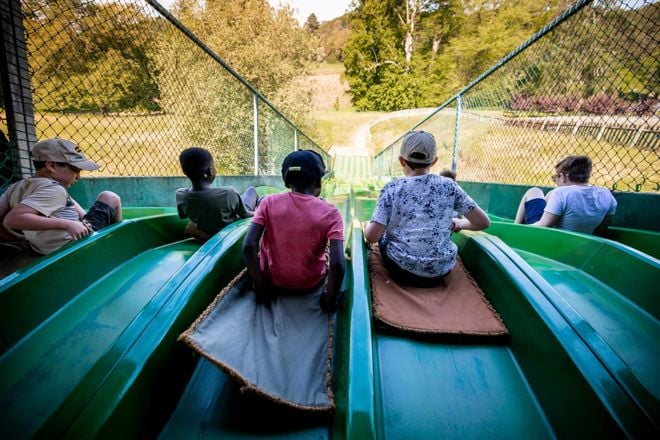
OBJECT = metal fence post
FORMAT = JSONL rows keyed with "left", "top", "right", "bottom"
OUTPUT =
{"left": 451, "top": 95, "right": 462, "bottom": 173}
{"left": 253, "top": 93, "right": 259, "bottom": 175}
{"left": 1, "top": 0, "right": 37, "bottom": 179}
{"left": 294, "top": 128, "right": 298, "bottom": 151}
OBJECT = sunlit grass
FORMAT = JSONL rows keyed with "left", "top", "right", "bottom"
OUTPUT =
{"left": 311, "top": 109, "right": 384, "bottom": 147}
{"left": 370, "top": 110, "right": 659, "bottom": 192}
{"left": 30, "top": 111, "right": 659, "bottom": 192}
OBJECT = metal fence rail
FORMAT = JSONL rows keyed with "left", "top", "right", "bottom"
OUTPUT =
{"left": 0, "top": 0, "right": 326, "bottom": 190}
{"left": 374, "top": 0, "right": 659, "bottom": 193}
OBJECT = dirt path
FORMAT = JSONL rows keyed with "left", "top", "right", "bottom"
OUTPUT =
{"left": 350, "top": 108, "right": 437, "bottom": 153}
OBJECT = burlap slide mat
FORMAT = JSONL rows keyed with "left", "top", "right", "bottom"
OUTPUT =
{"left": 369, "top": 244, "right": 508, "bottom": 342}
{"left": 179, "top": 270, "right": 334, "bottom": 413}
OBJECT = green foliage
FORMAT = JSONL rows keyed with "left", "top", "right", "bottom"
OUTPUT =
{"left": 343, "top": 0, "right": 576, "bottom": 111}
{"left": 304, "top": 13, "right": 320, "bottom": 33}
{"left": 318, "top": 16, "right": 352, "bottom": 62}
{"left": 155, "top": 0, "right": 317, "bottom": 175}
{"left": 25, "top": 0, "right": 160, "bottom": 113}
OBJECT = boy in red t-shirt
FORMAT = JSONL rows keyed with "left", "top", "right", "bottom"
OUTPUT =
{"left": 242, "top": 150, "right": 345, "bottom": 312}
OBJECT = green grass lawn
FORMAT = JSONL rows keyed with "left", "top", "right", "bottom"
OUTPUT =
{"left": 370, "top": 110, "right": 658, "bottom": 192}
{"left": 311, "top": 109, "right": 385, "bottom": 147}
{"left": 309, "top": 62, "right": 345, "bottom": 75}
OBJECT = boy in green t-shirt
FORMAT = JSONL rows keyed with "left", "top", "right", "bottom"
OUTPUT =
{"left": 176, "top": 147, "right": 256, "bottom": 242}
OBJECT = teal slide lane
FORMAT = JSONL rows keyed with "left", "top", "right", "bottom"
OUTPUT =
{"left": 485, "top": 213, "right": 660, "bottom": 260}
{"left": 63, "top": 220, "right": 251, "bottom": 438}
{"left": 357, "top": 225, "right": 553, "bottom": 439}
{"left": 0, "top": 215, "right": 251, "bottom": 438}
{"left": 0, "top": 237, "right": 199, "bottom": 438}
{"left": 351, "top": 196, "right": 656, "bottom": 437}
{"left": 158, "top": 198, "right": 358, "bottom": 439}
{"left": 485, "top": 222, "right": 660, "bottom": 428}
{"left": 0, "top": 213, "right": 188, "bottom": 355}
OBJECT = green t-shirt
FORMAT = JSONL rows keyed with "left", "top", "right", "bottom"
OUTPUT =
{"left": 175, "top": 187, "right": 251, "bottom": 236}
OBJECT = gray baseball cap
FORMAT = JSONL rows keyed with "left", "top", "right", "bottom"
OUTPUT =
{"left": 400, "top": 131, "right": 436, "bottom": 164}
{"left": 31, "top": 138, "right": 100, "bottom": 171}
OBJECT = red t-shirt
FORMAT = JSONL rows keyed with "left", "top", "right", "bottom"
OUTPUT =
{"left": 252, "top": 192, "right": 344, "bottom": 289}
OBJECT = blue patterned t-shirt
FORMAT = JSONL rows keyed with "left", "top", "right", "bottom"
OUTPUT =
{"left": 371, "top": 174, "right": 477, "bottom": 277}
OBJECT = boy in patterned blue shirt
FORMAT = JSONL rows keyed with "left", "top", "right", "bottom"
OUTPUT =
{"left": 364, "top": 131, "right": 490, "bottom": 287}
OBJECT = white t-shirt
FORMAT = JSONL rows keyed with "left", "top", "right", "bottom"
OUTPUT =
{"left": 0, "top": 177, "right": 79, "bottom": 254}
{"left": 545, "top": 185, "right": 617, "bottom": 234}
{"left": 371, "top": 174, "right": 477, "bottom": 277}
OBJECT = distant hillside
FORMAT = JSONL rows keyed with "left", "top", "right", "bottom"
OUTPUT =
{"left": 317, "top": 15, "right": 351, "bottom": 63}
{"left": 305, "top": 63, "right": 352, "bottom": 110}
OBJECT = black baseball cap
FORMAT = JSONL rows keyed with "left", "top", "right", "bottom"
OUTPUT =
{"left": 281, "top": 150, "right": 327, "bottom": 182}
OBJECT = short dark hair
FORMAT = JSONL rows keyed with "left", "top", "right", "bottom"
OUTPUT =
{"left": 439, "top": 169, "right": 456, "bottom": 180}
{"left": 32, "top": 160, "right": 72, "bottom": 170}
{"left": 556, "top": 155, "right": 592, "bottom": 183}
{"left": 179, "top": 147, "right": 213, "bottom": 180}
{"left": 285, "top": 173, "right": 321, "bottom": 190}
{"left": 404, "top": 159, "right": 430, "bottom": 170}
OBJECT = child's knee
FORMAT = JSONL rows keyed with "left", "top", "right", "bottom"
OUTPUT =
{"left": 524, "top": 187, "right": 544, "bottom": 201}
{"left": 97, "top": 191, "right": 121, "bottom": 209}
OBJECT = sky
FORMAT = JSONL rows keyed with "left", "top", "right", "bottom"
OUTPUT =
{"left": 267, "top": 0, "right": 353, "bottom": 24}
{"left": 156, "top": 1, "right": 353, "bottom": 25}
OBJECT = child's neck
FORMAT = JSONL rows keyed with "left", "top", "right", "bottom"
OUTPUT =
{"left": 190, "top": 181, "right": 212, "bottom": 191}
{"left": 404, "top": 168, "right": 431, "bottom": 177}
{"left": 35, "top": 169, "right": 63, "bottom": 185}
{"left": 291, "top": 187, "right": 319, "bottom": 196}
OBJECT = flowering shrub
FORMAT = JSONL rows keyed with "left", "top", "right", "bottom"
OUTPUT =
{"left": 508, "top": 92, "right": 657, "bottom": 116}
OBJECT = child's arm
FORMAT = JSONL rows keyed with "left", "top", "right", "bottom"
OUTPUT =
{"left": 592, "top": 215, "right": 612, "bottom": 237}
{"left": 242, "top": 222, "right": 268, "bottom": 294}
{"left": 0, "top": 204, "right": 18, "bottom": 241}
{"left": 320, "top": 238, "right": 345, "bottom": 313}
{"left": 533, "top": 211, "right": 560, "bottom": 228}
{"left": 3, "top": 204, "right": 90, "bottom": 240}
{"left": 451, "top": 206, "right": 490, "bottom": 232}
{"left": 364, "top": 221, "right": 385, "bottom": 243}
{"left": 176, "top": 204, "right": 187, "bottom": 219}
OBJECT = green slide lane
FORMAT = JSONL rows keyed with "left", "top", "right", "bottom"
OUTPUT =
{"left": 486, "top": 221, "right": 660, "bottom": 425}
{"left": 373, "top": 338, "right": 552, "bottom": 438}
{"left": 157, "top": 196, "right": 353, "bottom": 439}
{"left": 0, "top": 240, "right": 199, "bottom": 438}
{"left": 352, "top": 198, "right": 657, "bottom": 437}
{"left": 485, "top": 213, "right": 660, "bottom": 259}
{"left": 2, "top": 192, "right": 657, "bottom": 438}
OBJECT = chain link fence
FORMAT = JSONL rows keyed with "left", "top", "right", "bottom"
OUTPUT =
{"left": 375, "top": 0, "right": 659, "bottom": 193}
{"left": 0, "top": 0, "right": 327, "bottom": 191}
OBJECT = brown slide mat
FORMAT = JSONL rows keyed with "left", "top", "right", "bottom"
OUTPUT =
{"left": 180, "top": 270, "right": 334, "bottom": 413}
{"left": 369, "top": 244, "right": 508, "bottom": 342}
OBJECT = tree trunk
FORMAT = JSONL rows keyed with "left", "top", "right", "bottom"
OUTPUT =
{"left": 404, "top": 0, "right": 419, "bottom": 70}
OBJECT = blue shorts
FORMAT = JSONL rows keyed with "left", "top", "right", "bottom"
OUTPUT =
{"left": 524, "top": 198, "right": 546, "bottom": 224}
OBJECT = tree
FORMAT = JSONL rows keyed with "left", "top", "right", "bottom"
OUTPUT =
{"left": 318, "top": 16, "right": 352, "bottom": 62}
{"left": 24, "top": 0, "right": 160, "bottom": 113}
{"left": 156, "top": 0, "right": 317, "bottom": 174}
{"left": 343, "top": 0, "right": 412, "bottom": 110}
{"left": 304, "top": 13, "right": 320, "bottom": 32}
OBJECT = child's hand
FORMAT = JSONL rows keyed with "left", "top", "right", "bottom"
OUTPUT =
{"left": 251, "top": 274, "right": 273, "bottom": 302}
{"left": 451, "top": 218, "right": 464, "bottom": 233}
{"left": 66, "top": 220, "right": 91, "bottom": 240}
{"left": 320, "top": 289, "right": 343, "bottom": 313}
